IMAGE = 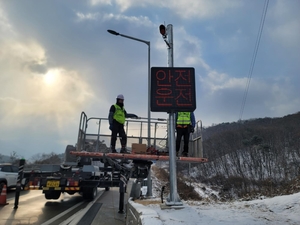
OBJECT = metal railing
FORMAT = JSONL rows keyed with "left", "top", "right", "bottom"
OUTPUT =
{"left": 76, "top": 112, "right": 168, "bottom": 152}
{"left": 76, "top": 112, "right": 203, "bottom": 157}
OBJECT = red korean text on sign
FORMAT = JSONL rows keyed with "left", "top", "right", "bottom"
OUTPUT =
{"left": 151, "top": 67, "right": 196, "bottom": 112}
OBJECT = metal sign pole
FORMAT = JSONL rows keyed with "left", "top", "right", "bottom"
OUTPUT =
{"left": 166, "top": 24, "right": 182, "bottom": 206}
{"left": 146, "top": 43, "right": 152, "bottom": 197}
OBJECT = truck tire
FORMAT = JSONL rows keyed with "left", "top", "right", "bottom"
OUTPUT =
{"left": 105, "top": 187, "right": 110, "bottom": 191}
{"left": 83, "top": 186, "right": 97, "bottom": 200}
{"left": 45, "top": 191, "right": 61, "bottom": 200}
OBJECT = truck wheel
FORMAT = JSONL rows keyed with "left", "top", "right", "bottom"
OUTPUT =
{"left": 105, "top": 187, "right": 110, "bottom": 191}
{"left": 91, "top": 186, "right": 97, "bottom": 199}
{"left": 83, "top": 187, "right": 97, "bottom": 200}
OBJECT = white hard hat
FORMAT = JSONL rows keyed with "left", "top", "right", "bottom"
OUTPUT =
{"left": 117, "top": 94, "right": 124, "bottom": 100}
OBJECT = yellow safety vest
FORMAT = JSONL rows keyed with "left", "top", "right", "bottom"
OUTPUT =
{"left": 113, "top": 104, "right": 125, "bottom": 124}
{"left": 177, "top": 112, "right": 190, "bottom": 126}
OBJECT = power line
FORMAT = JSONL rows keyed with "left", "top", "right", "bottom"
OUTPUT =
{"left": 239, "top": 0, "right": 269, "bottom": 121}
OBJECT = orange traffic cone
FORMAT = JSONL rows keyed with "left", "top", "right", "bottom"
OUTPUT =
{"left": 0, "top": 184, "right": 8, "bottom": 205}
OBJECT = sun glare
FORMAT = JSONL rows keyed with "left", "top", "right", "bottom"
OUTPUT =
{"left": 44, "top": 69, "right": 59, "bottom": 85}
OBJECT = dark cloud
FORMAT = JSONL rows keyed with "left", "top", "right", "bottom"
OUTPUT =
{"left": 28, "top": 63, "right": 48, "bottom": 74}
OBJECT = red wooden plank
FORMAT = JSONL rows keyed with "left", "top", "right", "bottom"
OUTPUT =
{"left": 70, "top": 151, "right": 208, "bottom": 163}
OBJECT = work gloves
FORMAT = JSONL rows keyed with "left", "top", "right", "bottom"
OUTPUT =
{"left": 127, "top": 113, "right": 139, "bottom": 119}
{"left": 189, "top": 125, "right": 195, "bottom": 133}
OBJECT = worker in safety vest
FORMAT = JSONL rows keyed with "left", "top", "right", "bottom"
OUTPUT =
{"left": 108, "top": 94, "right": 138, "bottom": 153}
{"left": 175, "top": 111, "right": 196, "bottom": 157}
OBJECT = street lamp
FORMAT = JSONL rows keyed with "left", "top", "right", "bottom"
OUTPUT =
{"left": 107, "top": 29, "right": 152, "bottom": 197}
{"left": 107, "top": 29, "right": 151, "bottom": 148}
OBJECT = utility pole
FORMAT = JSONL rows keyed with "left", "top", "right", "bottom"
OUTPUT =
{"left": 159, "top": 24, "right": 183, "bottom": 206}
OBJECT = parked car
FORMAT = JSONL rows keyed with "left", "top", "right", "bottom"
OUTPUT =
{"left": 0, "top": 163, "right": 18, "bottom": 189}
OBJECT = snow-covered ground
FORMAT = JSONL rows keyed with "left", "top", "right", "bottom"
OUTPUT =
{"left": 132, "top": 192, "right": 300, "bottom": 225}
{"left": 132, "top": 165, "right": 300, "bottom": 225}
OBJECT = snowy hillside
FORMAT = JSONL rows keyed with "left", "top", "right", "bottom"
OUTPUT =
{"left": 132, "top": 165, "right": 300, "bottom": 225}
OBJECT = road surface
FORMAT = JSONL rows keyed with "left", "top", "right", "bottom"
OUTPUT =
{"left": 1, "top": 188, "right": 104, "bottom": 225}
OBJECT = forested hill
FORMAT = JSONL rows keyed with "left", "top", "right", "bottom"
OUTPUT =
{"left": 190, "top": 111, "right": 300, "bottom": 199}
{"left": 202, "top": 111, "right": 300, "bottom": 159}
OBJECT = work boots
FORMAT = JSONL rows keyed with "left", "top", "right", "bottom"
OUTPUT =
{"left": 181, "top": 151, "right": 188, "bottom": 157}
{"left": 176, "top": 151, "right": 188, "bottom": 157}
{"left": 120, "top": 148, "right": 130, "bottom": 154}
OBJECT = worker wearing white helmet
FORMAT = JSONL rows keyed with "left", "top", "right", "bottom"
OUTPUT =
{"left": 108, "top": 94, "right": 138, "bottom": 153}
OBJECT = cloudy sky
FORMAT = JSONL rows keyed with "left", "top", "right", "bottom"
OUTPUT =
{"left": 0, "top": 0, "right": 299, "bottom": 159}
